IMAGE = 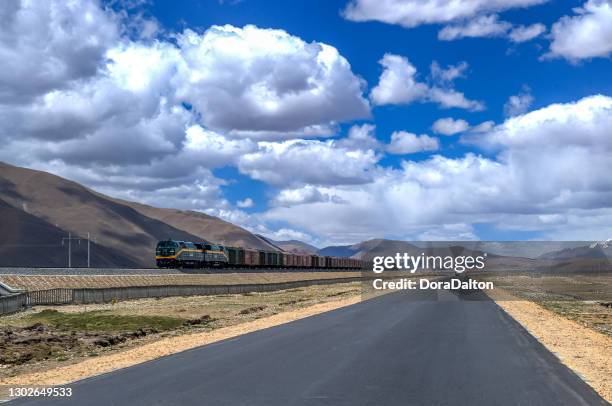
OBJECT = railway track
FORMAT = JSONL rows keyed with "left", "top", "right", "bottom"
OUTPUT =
{"left": 0, "top": 267, "right": 360, "bottom": 276}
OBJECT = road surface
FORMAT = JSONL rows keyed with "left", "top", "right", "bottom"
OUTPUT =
{"left": 9, "top": 288, "right": 607, "bottom": 405}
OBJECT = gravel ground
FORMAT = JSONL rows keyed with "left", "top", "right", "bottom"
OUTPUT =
{"left": 490, "top": 289, "right": 612, "bottom": 403}
{"left": 0, "top": 267, "right": 350, "bottom": 276}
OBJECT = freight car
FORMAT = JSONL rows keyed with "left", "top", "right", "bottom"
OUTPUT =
{"left": 155, "top": 239, "right": 367, "bottom": 270}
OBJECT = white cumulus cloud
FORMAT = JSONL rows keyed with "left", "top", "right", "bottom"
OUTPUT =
{"left": 432, "top": 118, "right": 471, "bottom": 135}
{"left": 236, "top": 198, "right": 254, "bottom": 208}
{"left": 370, "top": 54, "right": 428, "bottom": 105}
{"left": 370, "top": 54, "right": 484, "bottom": 111}
{"left": 548, "top": 0, "right": 612, "bottom": 61}
{"left": 174, "top": 25, "right": 371, "bottom": 136}
{"left": 504, "top": 87, "right": 534, "bottom": 117}
{"left": 237, "top": 139, "right": 380, "bottom": 187}
{"left": 438, "top": 15, "right": 512, "bottom": 40}
{"left": 336, "top": 124, "right": 380, "bottom": 150}
{"left": 387, "top": 132, "right": 440, "bottom": 154}
{"left": 0, "top": 0, "right": 119, "bottom": 103}
{"left": 271, "top": 185, "right": 346, "bottom": 207}
{"left": 508, "top": 23, "right": 546, "bottom": 42}
{"left": 342, "top": 0, "right": 549, "bottom": 28}
{"left": 439, "top": 15, "right": 546, "bottom": 43}
{"left": 0, "top": 0, "right": 373, "bottom": 217}
{"left": 264, "top": 95, "right": 612, "bottom": 242}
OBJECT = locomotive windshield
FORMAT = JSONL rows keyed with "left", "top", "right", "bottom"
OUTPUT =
{"left": 156, "top": 240, "right": 178, "bottom": 256}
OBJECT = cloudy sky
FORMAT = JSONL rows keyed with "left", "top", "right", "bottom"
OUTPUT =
{"left": 1, "top": 0, "right": 611, "bottom": 246}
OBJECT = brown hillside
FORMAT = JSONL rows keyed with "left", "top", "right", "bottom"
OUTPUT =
{"left": 0, "top": 198, "right": 138, "bottom": 268}
{"left": 107, "top": 198, "right": 278, "bottom": 251}
{"left": 0, "top": 162, "right": 264, "bottom": 267}
{"left": 272, "top": 240, "right": 319, "bottom": 254}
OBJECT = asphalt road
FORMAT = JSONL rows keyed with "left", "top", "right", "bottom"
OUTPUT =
{"left": 9, "top": 288, "right": 607, "bottom": 406}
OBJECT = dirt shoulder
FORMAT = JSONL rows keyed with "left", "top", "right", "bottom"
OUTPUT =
{"left": 488, "top": 288, "right": 612, "bottom": 403}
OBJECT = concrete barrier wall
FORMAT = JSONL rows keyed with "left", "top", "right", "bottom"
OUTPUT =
{"left": 1, "top": 277, "right": 362, "bottom": 314}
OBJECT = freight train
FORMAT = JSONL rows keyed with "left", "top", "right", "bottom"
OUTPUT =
{"left": 155, "top": 239, "right": 366, "bottom": 270}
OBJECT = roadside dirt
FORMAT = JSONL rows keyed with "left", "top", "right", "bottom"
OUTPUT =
{"left": 489, "top": 288, "right": 612, "bottom": 403}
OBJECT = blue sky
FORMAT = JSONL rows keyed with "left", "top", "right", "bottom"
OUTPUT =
{"left": 156, "top": 0, "right": 606, "bottom": 198}
{"left": 1, "top": 0, "right": 611, "bottom": 245}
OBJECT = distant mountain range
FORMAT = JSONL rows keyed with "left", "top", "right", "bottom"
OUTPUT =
{"left": 265, "top": 238, "right": 319, "bottom": 255}
{"left": 314, "top": 239, "right": 612, "bottom": 273}
{"left": 317, "top": 238, "right": 498, "bottom": 260}
{"left": 539, "top": 240, "right": 612, "bottom": 260}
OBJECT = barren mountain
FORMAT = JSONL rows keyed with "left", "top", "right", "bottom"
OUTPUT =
{"left": 0, "top": 162, "right": 276, "bottom": 267}
{"left": 0, "top": 198, "right": 136, "bottom": 268}
{"left": 268, "top": 239, "right": 319, "bottom": 254}
{"left": 539, "top": 240, "right": 612, "bottom": 260}
{"left": 104, "top": 197, "right": 279, "bottom": 252}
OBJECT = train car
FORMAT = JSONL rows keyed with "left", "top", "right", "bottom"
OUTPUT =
{"left": 199, "top": 243, "right": 228, "bottom": 267}
{"left": 324, "top": 256, "right": 332, "bottom": 269}
{"left": 280, "top": 252, "right": 287, "bottom": 267}
{"left": 244, "top": 248, "right": 260, "bottom": 267}
{"left": 156, "top": 240, "right": 203, "bottom": 268}
{"left": 181, "top": 241, "right": 203, "bottom": 267}
{"left": 271, "top": 251, "right": 281, "bottom": 267}
{"left": 319, "top": 256, "right": 326, "bottom": 268}
{"left": 226, "top": 246, "right": 245, "bottom": 267}
{"left": 155, "top": 240, "right": 181, "bottom": 268}
{"left": 296, "top": 254, "right": 308, "bottom": 268}
{"left": 311, "top": 255, "right": 321, "bottom": 268}
{"left": 284, "top": 253, "right": 296, "bottom": 268}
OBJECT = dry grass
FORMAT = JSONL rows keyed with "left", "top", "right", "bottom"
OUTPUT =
{"left": 476, "top": 273, "right": 612, "bottom": 336}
